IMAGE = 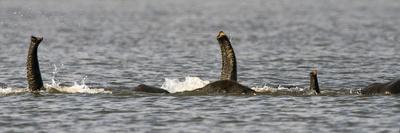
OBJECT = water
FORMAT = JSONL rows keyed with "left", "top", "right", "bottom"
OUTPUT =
{"left": 1, "top": 0, "right": 400, "bottom": 132}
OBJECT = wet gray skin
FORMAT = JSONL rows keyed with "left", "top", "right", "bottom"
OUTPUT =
{"left": 133, "top": 84, "right": 169, "bottom": 93}
{"left": 218, "top": 31, "right": 237, "bottom": 81}
{"left": 309, "top": 69, "right": 320, "bottom": 94}
{"left": 189, "top": 80, "right": 254, "bottom": 95}
{"left": 362, "top": 79, "right": 400, "bottom": 95}
{"left": 26, "top": 36, "right": 44, "bottom": 92}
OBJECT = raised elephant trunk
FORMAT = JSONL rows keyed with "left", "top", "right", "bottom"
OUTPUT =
{"left": 309, "top": 69, "right": 320, "bottom": 94}
{"left": 217, "top": 31, "right": 237, "bottom": 81}
{"left": 27, "top": 36, "right": 44, "bottom": 92}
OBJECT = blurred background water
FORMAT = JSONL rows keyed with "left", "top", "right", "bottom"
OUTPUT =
{"left": 0, "top": 0, "right": 399, "bottom": 132}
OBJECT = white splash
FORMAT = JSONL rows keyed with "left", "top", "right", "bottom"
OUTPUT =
{"left": 252, "top": 84, "right": 305, "bottom": 93}
{"left": 41, "top": 64, "right": 112, "bottom": 94}
{"left": 161, "top": 76, "right": 210, "bottom": 93}
{"left": 51, "top": 64, "right": 62, "bottom": 87}
{"left": 160, "top": 77, "right": 307, "bottom": 94}
{"left": 0, "top": 87, "right": 28, "bottom": 94}
{"left": 0, "top": 84, "right": 112, "bottom": 95}
{"left": 251, "top": 86, "right": 276, "bottom": 93}
{"left": 44, "top": 84, "right": 111, "bottom": 94}
{"left": 45, "top": 76, "right": 112, "bottom": 94}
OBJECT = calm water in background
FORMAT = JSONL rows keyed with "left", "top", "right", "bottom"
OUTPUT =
{"left": 0, "top": 0, "right": 400, "bottom": 132}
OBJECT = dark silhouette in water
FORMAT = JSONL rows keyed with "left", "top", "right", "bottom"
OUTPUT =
{"left": 309, "top": 69, "right": 320, "bottom": 94}
{"left": 362, "top": 79, "right": 400, "bottom": 95}
{"left": 192, "top": 80, "right": 254, "bottom": 95}
{"left": 218, "top": 31, "right": 237, "bottom": 81}
{"left": 133, "top": 84, "right": 169, "bottom": 93}
{"left": 27, "top": 36, "right": 44, "bottom": 92}
{"left": 190, "top": 31, "right": 255, "bottom": 95}
{"left": 307, "top": 68, "right": 400, "bottom": 95}
{"left": 133, "top": 31, "right": 255, "bottom": 94}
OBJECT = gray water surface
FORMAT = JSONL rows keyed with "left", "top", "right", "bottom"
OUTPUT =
{"left": 1, "top": 0, "right": 400, "bottom": 132}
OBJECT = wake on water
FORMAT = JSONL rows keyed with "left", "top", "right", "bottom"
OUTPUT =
{"left": 0, "top": 79, "right": 362, "bottom": 96}
{"left": 0, "top": 82, "right": 112, "bottom": 95}
{"left": 0, "top": 64, "right": 112, "bottom": 95}
{"left": 1, "top": 64, "right": 362, "bottom": 96}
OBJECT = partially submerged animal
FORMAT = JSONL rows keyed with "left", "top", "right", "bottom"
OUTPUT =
{"left": 133, "top": 84, "right": 169, "bottom": 93}
{"left": 362, "top": 79, "right": 400, "bottom": 95}
{"left": 188, "top": 31, "right": 255, "bottom": 95}
{"left": 26, "top": 36, "right": 44, "bottom": 92}
{"left": 309, "top": 69, "right": 320, "bottom": 94}
{"left": 133, "top": 31, "right": 255, "bottom": 95}
{"left": 306, "top": 68, "right": 400, "bottom": 95}
{"left": 25, "top": 32, "right": 399, "bottom": 96}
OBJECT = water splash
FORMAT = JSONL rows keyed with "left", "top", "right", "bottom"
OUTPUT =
{"left": 252, "top": 84, "right": 305, "bottom": 93}
{"left": 0, "top": 64, "right": 364, "bottom": 96}
{"left": 160, "top": 77, "right": 311, "bottom": 94}
{"left": 0, "top": 82, "right": 28, "bottom": 95}
{"left": 43, "top": 64, "right": 112, "bottom": 94}
{"left": 45, "top": 75, "right": 111, "bottom": 94}
{"left": 44, "top": 84, "right": 111, "bottom": 94}
{"left": 161, "top": 76, "right": 210, "bottom": 93}
{"left": 0, "top": 87, "right": 27, "bottom": 95}
{"left": 51, "top": 64, "right": 63, "bottom": 87}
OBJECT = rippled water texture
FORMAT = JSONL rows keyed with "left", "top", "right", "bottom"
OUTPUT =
{"left": 1, "top": 0, "right": 400, "bottom": 132}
